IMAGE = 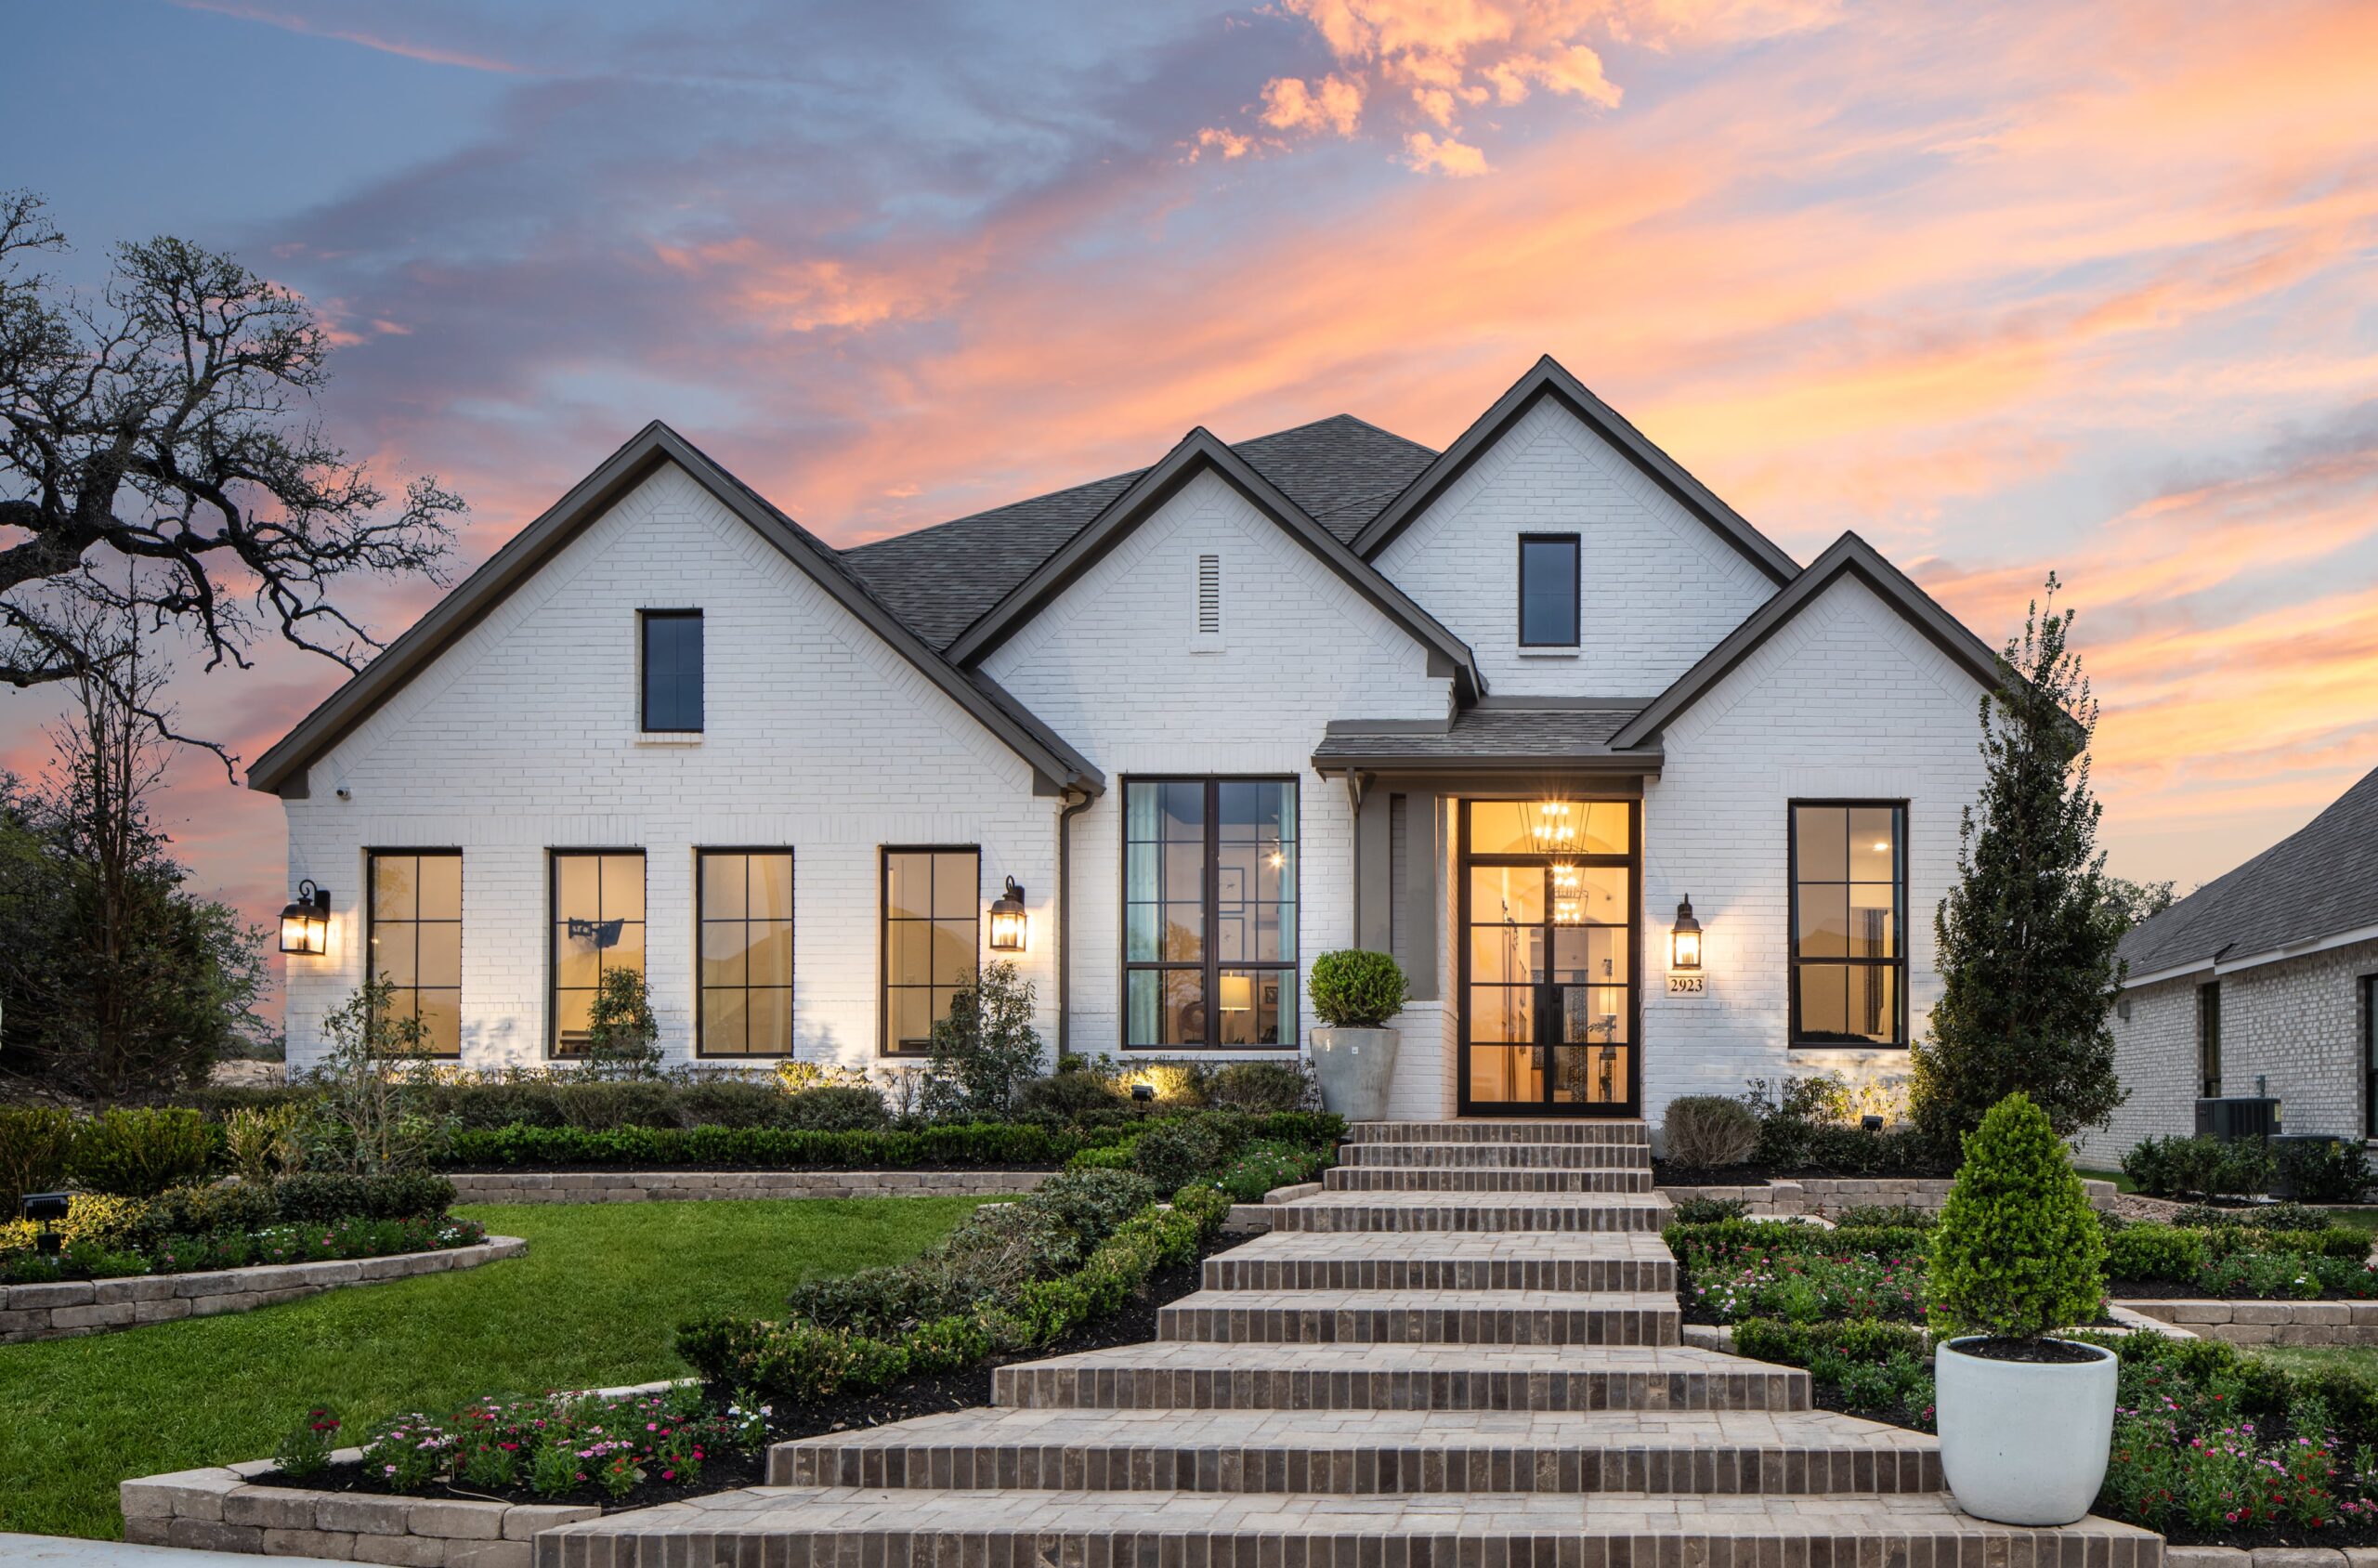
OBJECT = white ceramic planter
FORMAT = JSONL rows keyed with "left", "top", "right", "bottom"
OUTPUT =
{"left": 1933, "top": 1336, "right": 2117, "bottom": 1525}
{"left": 1309, "top": 1027, "right": 1400, "bottom": 1121}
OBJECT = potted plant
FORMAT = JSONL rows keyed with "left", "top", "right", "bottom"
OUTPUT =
{"left": 1928, "top": 1091, "right": 2114, "bottom": 1525}
{"left": 1306, "top": 950, "right": 1406, "bottom": 1121}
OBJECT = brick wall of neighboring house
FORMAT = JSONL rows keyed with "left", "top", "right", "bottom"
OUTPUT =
{"left": 1372, "top": 396, "right": 1779, "bottom": 699}
{"left": 1633, "top": 574, "right": 1991, "bottom": 1130}
{"left": 2073, "top": 937, "right": 2378, "bottom": 1165}
{"left": 281, "top": 462, "right": 1059, "bottom": 1073}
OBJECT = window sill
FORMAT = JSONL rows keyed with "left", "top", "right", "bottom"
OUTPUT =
{"left": 1787, "top": 1041, "right": 1910, "bottom": 1051}
{"left": 634, "top": 732, "right": 704, "bottom": 747}
{"left": 1515, "top": 647, "right": 1580, "bottom": 659}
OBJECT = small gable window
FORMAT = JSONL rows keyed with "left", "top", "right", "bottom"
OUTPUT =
{"left": 640, "top": 609, "right": 703, "bottom": 732}
{"left": 1518, "top": 535, "right": 1579, "bottom": 647}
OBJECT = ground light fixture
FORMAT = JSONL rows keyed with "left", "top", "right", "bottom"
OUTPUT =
{"left": 280, "top": 880, "right": 331, "bottom": 955}
{"left": 1130, "top": 1083, "right": 1156, "bottom": 1103}
{"left": 1669, "top": 895, "right": 1703, "bottom": 971}
{"left": 20, "top": 1191, "right": 69, "bottom": 1258}
{"left": 987, "top": 877, "right": 1028, "bottom": 952}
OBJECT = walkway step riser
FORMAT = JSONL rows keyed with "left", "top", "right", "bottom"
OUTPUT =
{"left": 769, "top": 1442, "right": 1943, "bottom": 1494}
{"left": 1324, "top": 1169, "right": 1655, "bottom": 1192}
{"left": 1156, "top": 1305, "right": 1678, "bottom": 1346}
{"left": 1271, "top": 1206, "right": 1668, "bottom": 1233}
{"left": 989, "top": 1365, "right": 1810, "bottom": 1412}
{"left": 1201, "top": 1257, "right": 1677, "bottom": 1292}
{"left": 1348, "top": 1122, "right": 1648, "bottom": 1144}
{"left": 1341, "top": 1144, "right": 1652, "bottom": 1169}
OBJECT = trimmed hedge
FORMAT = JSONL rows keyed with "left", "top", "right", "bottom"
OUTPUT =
{"left": 1731, "top": 1315, "right": 1930, "bottom": 1367}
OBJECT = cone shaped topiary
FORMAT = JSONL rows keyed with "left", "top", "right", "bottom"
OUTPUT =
{"left": 1928, "top": 1091, "right": 2105, "bottom": 1343}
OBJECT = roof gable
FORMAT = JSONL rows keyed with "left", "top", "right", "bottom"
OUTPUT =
{"left": 942, "top": 427, "right": 1484, "bottom": 699}
{"left": 1352, "top": 356, "right": 1800, "bottom": 585}
{"left": 1610, "top": 531, "right": 2001, "bottom": 750}
{"left": 247, "top": 423, "right": 1104, "bottom": 798}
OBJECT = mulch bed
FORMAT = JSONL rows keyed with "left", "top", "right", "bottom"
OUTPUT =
{"left": 309, "top": 1233, "right": 1243, "bottom": 1514}
{"left": 439, "top": 1163, "right": 1068, "bottom": 1176}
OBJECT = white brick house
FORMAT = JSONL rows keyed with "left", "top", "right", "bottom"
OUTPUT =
{"left": 2072, "top": 765, "right": 2378, "bottom": 1165}
{"left": 253, "top": 357, "right": 2002, "bottom": 1123}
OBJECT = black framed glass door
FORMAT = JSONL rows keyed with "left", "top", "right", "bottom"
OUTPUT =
{"left": 1458, "top": 799, "right": 1639, "bottom": 1117}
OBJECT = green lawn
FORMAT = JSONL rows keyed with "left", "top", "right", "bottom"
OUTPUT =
{"left": 0, "top": 1196, "right": 987, "bottom": 1541}
{"left": 2249, "top": 1343, "right": 2378, "bottom": 1379}
{"left": 2073, "top": 1167, "right": 2136, "bottom": 1194}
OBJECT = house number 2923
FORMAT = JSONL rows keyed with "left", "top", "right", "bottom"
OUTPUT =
{"left": 1666, "top": 973, "right": 1707, "bottom": 996}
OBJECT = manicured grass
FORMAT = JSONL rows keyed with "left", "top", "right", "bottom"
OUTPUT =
{"left": 2249, "top": 1343, "right": 2378, "bottom": 1379}
{"left": 2073, "top": 1167, "right": 2136, "bottom": 1194}
{"left": 0, "top": 1196, "right": 988, "bottom": 1541}
{"left": 2319, "top": 1207, "right": 2378, "bottom": 1235}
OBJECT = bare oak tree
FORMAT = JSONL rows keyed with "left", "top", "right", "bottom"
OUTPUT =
{"left": 0, "top": 189, "right": 462, "bottom": 763}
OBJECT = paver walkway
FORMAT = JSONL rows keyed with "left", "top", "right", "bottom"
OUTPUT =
{"left": 538, "top": 1119, "right": 2160, "bottom": 1568}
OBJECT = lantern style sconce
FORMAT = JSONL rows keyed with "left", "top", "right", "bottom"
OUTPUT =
{"left": 1669, "top": 894, "right": 1703, "bottom": 971}
{"left": 280, "top": 880, "right": 331, "bottom": 956}
{"left": 987, "top": 877, "right": 1028, "bottom": 952}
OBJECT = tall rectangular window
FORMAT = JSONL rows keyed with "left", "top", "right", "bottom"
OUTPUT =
{"left": 1518, "top": 534, "right": 1580, "bottom": 647}
{"left": 368, "top": 851, "right": 462, "bottom": 1058}
{"left": 640, "top": 610, "right": 703, "bottom": 731}
{"left": 1124, "top": 778, "right": 1297, "bottom": 1049}
{"left": 882, "top": 848, "right": 978, "bottom": 1055}
{"left": 1789, "top": 802, "right": 1905, "bottom": 1046}
{"left": 2200, "top": 981, "right": 2223, "bottom": 1098}
{"left": 699, "top": 850, "right": 793, "bottom": 1056}
{"left": 551, "top": 851, "right": 646, "bottom": 1054}
{"left": 2363, "top": 975, "right": 2376, "bottom": 1138}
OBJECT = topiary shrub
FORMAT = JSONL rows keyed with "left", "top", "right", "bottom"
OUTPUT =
{"left": 1929, "top": 1091, "right": 2106, "bottom": 1344}
{"left": 1661, "top": 1096, "right": 1760, "bottom": 1168}
{"left": 67, "top": 1107, "right": 210, "bottom": 1197}
{"left": 0, "top": 1106, "right": 81, "bottom": 1211}
{"left": 1307, "top": 950, "right": 1406, "bottom": 1028}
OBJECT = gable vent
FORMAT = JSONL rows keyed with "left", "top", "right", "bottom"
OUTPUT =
{"left": 1193, "top": 554, "right": 1223, "bottom": 647}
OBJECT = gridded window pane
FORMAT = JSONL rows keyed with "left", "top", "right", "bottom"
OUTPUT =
{"left": 1519, "top": 535, "right": 1580, "bottom": 647}
{"left": 1470, "top": 923, "right": 1546, "bottom": 986}
{"left": 1123, "top": 779, "right": 1295, "bottom": 1049}
{"left": 640, "top": 611, "right": 703, "bottom": 731}
{"left": 1468, "top": 800, "right": 1624, "bottom": 856}
{"left": 882, "top": 848, "right": 978, "bottom": 1054}
{"left": 1790, "top": 804, "right": 1905, "bottom": 1046}
{"left": 1469, "top": 986, "right": 1534, "bottom": 1045}
{"left": 697, "top": 851, "right": 794, "bottom": 1056}
{"left": 1553, "top": 926, "right": 1627, "bottom": 986}
{"left": 1128, "top": 967, "right": 1205, "bottom": 1048}
{"left": 1216, "top": 970, "right": 1284, "bottom": 1046}
{"left": 369, "top": 851, "right": 462, "bottom": 1059}
{"left": 1470, "top": 865, "right": 1545, "bottom": 926}
{"left": 552, "top": 852, "right": 647, "bottom": 1055}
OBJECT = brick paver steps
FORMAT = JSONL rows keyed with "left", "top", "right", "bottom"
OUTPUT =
{"left": 540, "top": 1117, "right": 2155, "bottom": 1568}
{"left": 535, "top": 1487, "right": 2161, "bottom": 1568}
{"left": 1266, "top": 1191, "right": 1673, "bottom": 1233}
{"left": 1156, "top": 1288, "right": 1679, "bottom": 1346}
{"left": 769, "top": 1408, "right": 1945, "bottom": 1495}
{"left": 1202, "top": 1231, "right": 1678, "bottom": 1293}
{"left": 990, "top": 1340, "right": 1810, "bottom": 1410}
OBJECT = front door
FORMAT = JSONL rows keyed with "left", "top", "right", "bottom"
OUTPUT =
{"left": 1457, "top": 798, "right": 1639, "bottom": 1117}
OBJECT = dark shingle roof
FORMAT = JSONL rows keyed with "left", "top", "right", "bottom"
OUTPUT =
{"left": 842, "top": 415, "right": 1436, "bottom": 650}
{"left": 2120, "top": 763, "right": 2378, "bottom": 979}
{"left": 1312, "top": 704, "right": 1647, "bottom": 769}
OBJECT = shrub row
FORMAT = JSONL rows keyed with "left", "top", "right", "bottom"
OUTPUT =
{"left": 0, "top": 1171, "right": 456, "bottom": 1256}
{"left": 0, "top": 1105, "right": 211, "bottom": 1204}
{"left": 1730, "top": 1315, "right": 1931, "bottom": 1367}
{"left": 1664, "top": 1218, "right": 1936, "bottom": 1264}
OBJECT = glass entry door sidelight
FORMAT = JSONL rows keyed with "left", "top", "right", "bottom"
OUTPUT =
{"left": 1459, "top": 799, "right": 1638, "bottom": 1116}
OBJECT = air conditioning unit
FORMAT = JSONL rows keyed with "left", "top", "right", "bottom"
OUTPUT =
{"left": 2195, "top": 1097, "right": 2281, "bottom": 1141}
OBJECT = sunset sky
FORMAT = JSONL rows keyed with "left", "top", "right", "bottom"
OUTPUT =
{"left": 8, "top": 0, "right": 2378, "bottom": 973}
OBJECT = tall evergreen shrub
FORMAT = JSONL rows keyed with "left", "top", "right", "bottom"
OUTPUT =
{"left": 1911, "top": 576, "right": 2127, "bottom": 1143}
{"left": 1929, "top": 1092, "right": 2105, "bottom": 1343}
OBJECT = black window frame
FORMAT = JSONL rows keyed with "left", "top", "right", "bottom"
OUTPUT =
{"left": 1516, "top": 533, "right": 1582, "bottom": 648}
{"left": 694, "top": 847, "right": 796, "bottom": 1059}
{"left": 2361, "top": 972, "right": 2377, "bottom": 1140}
{"left": 365, "top": 847, "right": 464, "bottom": 1060}
{"left": 878, "top": 845, "right": 981, "bottom": 1058}
{"left": 1786, "top": 799, "right": 1910, "bottom": 1048}
{"left": 638, "top": 608, "right": 704, "bottom": 733}
{"left": 2199, "top": 980, "right": 2223, "bottom": 1099}
{"left": 547, "top": 848, "right": 648, "bottom": 1058}
{"left": 1120, "top": 775, "right": 1300, "bottom": 1052}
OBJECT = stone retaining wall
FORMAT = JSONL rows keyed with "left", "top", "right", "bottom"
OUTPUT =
{"left": 0, "top": 1235, "right": 525, "bottom": 1345}
{"left": 2120, "top": 1298, "right": 2378, "bottom": 1346}
{"left": 1658, "top": 1177, "right": 2120, "bottom": 1217}
{"left": 124, "top": 1455, "right": 591, "bottom": 1566}
{"left": 447, "top": 1169, "right": 1049, "bottom": 1204}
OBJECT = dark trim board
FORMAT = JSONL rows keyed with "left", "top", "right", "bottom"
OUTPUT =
{"left": 691, "top": 846, "right": 797, "bottom": 1060}
{"left": 877, "top": 844, "right": 982, "bottom": 1060}
{"left": 1115, "top": 775, "right": 1301, "bottom": 1053}
{"left": 1784, "top": 799, "right": 1911, "bottom": 1052}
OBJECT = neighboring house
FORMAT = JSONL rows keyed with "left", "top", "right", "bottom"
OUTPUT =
{"left": 2073, "top": 764, "right": 2378, "bottom": 1163}
{"left": 254, "top": 356, "right": 2004, "bottom": 1122}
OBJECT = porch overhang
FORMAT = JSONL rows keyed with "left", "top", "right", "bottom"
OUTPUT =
{"left": 1310, "top": 703, "right": 1663, "bottom": 785}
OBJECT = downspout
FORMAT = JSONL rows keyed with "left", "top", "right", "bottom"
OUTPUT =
{"left": 1056, "top": 788, "right": 1095, "bottom": 1058}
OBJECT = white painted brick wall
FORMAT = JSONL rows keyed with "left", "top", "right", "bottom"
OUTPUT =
{"left": 1635, "top": 575, "right": 1990, "bottom": 1128}
{"left": 1374, "top": 398, "right": 1779, "bottom": 697}
{"left": 282, "top": 464, "right": 1057, "bottom": 1073}
{"left": 981, "top": 469, "right": 1455, "bottom": 1059}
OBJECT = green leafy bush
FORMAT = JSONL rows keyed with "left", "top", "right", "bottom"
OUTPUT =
{"left": 2122, "top": 1134, "right": 2278, "bottom": 1201}
{"left": 67, "top": 1107, "right": 209, "bottom": 1196}
{"left": 138, "top": 1179, "right": 281, "bottom": 1244}
{"left": 1731, "top": 1315, "right": 1930, "bottom": 1366}
{"left": 1833, "top": 1204, "right": 1937, "bottom": 1229}
{"left": 1016, "top": 1071, "right": 1124, "bottom": 1118}
{"left": 777, "top": 1085, "right": 891, "bottom": 1131}
{"left": 1928, "top": 1091, "right": 2105, "bottom": 1341}
{"left": 1205, "top": 1061, "right": 1313, "bottom": 1112}
{"left": 1130, "top": 1111, "right": 1249, "bottom": 1190}
{"left": 581, "top": 966, "right": 661, "bottom": 1078}
{"left": 0, "top": 1105, "right": 80, "bottom": 1209}
{"left": 2277, "top": 1138, "right": 2370, "bottom": 1204}
{"left": 1306, "top": 949, "right": 1406, "bottom": 1028}
{"left": 269, "top": 1170, "right": 456, "bottom": 1223}
{"left": 1210, "top": 1139, "right": 1332, "bottom": 1201}
{"left": 1661, "top": 1096, "right": 1760, "bottom": 1168}
{"left": 2103, "top": 1222, "right": 2211, "bottom": 1282}
{"left": 1668, "top": 1196, "right": 1750, "bottom": 1223}
{"left": 922, "top": 960, "right": 1046, "bottom": 1118}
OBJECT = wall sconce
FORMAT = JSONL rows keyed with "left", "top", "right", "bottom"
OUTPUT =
{"left": 1669, "top": 895, "right": 1703, "bottom": 971}
{"left": 280, "top": 880, "right": 331, "bottom": 956}
{"left": 987, "top": 877, "right": 1028, "bottom": 952}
